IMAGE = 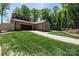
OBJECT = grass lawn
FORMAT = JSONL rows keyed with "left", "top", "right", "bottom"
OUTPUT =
{"left": 49, "top": 31, "right": 79, "bottom": 39}
{"left": 0, "top": 31, "right": 79, "bottom": 56}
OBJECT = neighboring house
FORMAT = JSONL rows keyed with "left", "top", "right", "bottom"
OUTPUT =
{"left": 11, "top": 13, "right": 50, "bottom": 31}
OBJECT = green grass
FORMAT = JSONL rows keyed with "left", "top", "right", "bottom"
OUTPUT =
{"left": 49, "top": 31, "right": 79, "bottom": 39}
{"left": 0, "top": 31, "right": 79, "bottom": 56}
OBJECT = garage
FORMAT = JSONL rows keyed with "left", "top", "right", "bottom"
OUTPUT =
{"left": 12, "top": 18, "right": 50, "bottom": 31}
{"left": 21, "top": 24, "right": 32, "bottom": 30}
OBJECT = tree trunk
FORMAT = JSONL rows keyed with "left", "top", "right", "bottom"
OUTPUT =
{"left": 66, "top": 4, "right": 68, "bottom": 29}
{"left": 1, "top": 12, "right": 3, "bottom": 24}
{"left": 77, "top": 13, "right": 79, "bottom": 29}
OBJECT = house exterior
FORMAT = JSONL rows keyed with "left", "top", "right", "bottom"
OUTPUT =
{"left": 11, "top": 13, "right": 50, "bottom": 31}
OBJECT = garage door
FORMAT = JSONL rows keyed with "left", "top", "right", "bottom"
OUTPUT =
{"left": 21, "top": 24, "right": 32, "bottom": 30}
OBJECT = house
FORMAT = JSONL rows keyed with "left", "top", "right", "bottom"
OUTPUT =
{"left": 11, "top": 13, "right": 50, "bottom": 31}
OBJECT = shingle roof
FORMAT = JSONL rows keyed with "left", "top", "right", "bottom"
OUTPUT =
{"left": 13, "top": 19, "right": 46, "bottom": 24}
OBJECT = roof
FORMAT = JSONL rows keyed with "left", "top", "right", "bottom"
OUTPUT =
{"left": 35, "top": 20, "right": 46, "bottom": 24}
{"left": 12, "top": 19, "right": 47, "bottom": 24}
{"left": 13, "top": 19, "right": 34, "bottom": 24}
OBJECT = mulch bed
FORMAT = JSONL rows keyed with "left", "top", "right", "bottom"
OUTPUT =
{"left": 66, "top": 29, "right": 79, "bottom": 34}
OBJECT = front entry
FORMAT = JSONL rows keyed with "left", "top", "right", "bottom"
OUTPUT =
{"left": 21, "top": 24, "right": 32, "bottom": 30}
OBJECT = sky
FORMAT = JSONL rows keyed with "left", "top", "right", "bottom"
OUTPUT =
{"left": 0, "top": 3, "right": 61, "bottom": 23}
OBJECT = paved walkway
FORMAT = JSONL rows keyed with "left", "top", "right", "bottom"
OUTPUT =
{"left": 30, "top": 31, "right": 79, "bottom": 45}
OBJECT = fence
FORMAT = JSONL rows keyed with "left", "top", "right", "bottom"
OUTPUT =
{"left": 0, "top": 23, "right": 15, "bottom": 31}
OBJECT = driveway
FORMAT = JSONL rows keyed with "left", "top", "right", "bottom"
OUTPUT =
{"left": 30, "top": 31, "right": 79, "bottom": 45}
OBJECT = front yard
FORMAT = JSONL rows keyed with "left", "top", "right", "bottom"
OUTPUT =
{"left": 0, "top": 31, "right": 79, "bottom": 56}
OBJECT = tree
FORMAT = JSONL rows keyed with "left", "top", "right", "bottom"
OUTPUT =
{"left": 67, "top": 4, "right": 76, "bottom": 28}
{"left": 41, "top": 8, "right": 51, "bottom": 22}
{"left": 21, "top": 5, "right": 30, "bottom": 18}
{"left": 50, "top": 6, "right": 61, "bottom": 30}
{"left": 13, "top": 7, "right": 21, "bottom": 15}
{"left": 0, "top": 3, "right": 10, "bottom": 23}
{"left": 61, "top": 3, "right": 69, "bottom": 30}
{"left": 31, "top": 8, "right": 39, "bottom": 22}
{"left": 66, "top": 3, "right": 79, "bottom": 29}
{"left": 41, "top": 8, "right": 50, "bottom": 20}
{"left": 71, "top": 4, "right": 79, "bottom": 29}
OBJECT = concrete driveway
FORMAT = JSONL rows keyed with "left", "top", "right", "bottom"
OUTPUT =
{"left": 30, "top": 31, "right": 79, "bottom": 45}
